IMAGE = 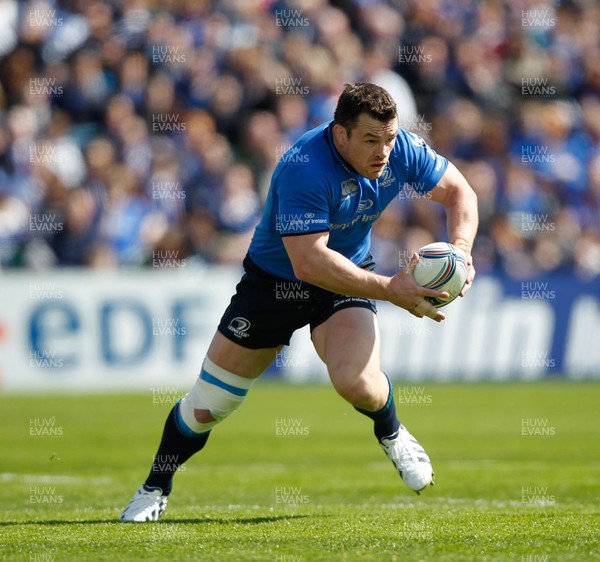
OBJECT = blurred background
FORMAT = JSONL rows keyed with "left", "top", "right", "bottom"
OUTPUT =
{"left": 0, "top": 0, "right": 599, "bottom": 391}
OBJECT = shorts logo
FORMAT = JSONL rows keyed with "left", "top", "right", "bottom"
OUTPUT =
{"left": 228, "top": 317, "right": 251, "bottom": 339}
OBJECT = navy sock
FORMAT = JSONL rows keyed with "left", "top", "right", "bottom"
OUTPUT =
{"left": 144, "top": 402, "right": 210, "bottom": 495}
{"left": 354, "top": 374, "right": 400, "bottom": 442}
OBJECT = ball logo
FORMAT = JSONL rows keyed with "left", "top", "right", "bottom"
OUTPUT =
{"left": 228, "top": 317, "right": 251, "bottom": 338}
{"left": 304, "top": 212, "right": 315, "bottom": 219}
{"left": 413, "top": 242, "right": 468, "bottom": 308}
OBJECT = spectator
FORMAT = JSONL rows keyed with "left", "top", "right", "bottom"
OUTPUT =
{"left": 0, "top": 0, "right": 598, "bottom": 280}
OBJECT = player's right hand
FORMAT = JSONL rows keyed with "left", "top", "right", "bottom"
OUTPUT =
{"left": 388, "top": 253, "right": 448, "bottom": 322}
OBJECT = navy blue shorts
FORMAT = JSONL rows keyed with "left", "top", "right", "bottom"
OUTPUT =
{"left": 217, "top": 255, "right": 377, "bottom": 349}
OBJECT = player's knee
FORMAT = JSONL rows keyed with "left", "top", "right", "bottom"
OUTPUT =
{"left": 331, "top": 372, "right": 381, "bottom": 411}
{"left": 193, "top": 408, "right": 216, "bottom": 424}
{"left": 176, "top": 357, "right": 255, "bottom": 437}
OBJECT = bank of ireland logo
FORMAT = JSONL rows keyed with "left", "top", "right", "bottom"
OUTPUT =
{"left": 228, "top": 317, "right": 251, "bottom": 339}
{"left": 341, "top": 178, "right": 359, "bottom": 199}
{"left": 379, "top": 166, "right": 396, "bottom": 188}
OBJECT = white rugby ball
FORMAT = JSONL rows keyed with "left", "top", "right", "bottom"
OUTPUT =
{"left": 413, "top": 242, "right": 468, "bottom": 308}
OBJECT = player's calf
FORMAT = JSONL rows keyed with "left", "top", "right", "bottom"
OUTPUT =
{"left": 352, "top": 373, "right": 400, "bottom": 440}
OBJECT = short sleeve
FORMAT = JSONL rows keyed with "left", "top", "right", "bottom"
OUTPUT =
{"left": 275, "top": 167, "right": 331, "bottom": 236}
{"left": 399, "top": 130, "right": 448, "bottom": 194}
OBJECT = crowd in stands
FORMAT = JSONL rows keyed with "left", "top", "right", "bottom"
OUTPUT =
{"left": 0, "top": 0, "right": 599, "bottom": 279}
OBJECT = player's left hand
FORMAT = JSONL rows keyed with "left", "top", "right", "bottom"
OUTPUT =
{"left": 459, "top": 252, "right": 475, "bottom": 297}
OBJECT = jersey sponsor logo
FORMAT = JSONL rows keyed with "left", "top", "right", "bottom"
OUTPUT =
{"left": 378, "top": 166, "right": 396, "bottom": 188}
{"left": 333, "top": 296, "right": 373, "bottom": 307}
{"left": 358, "top": 199, "right": 374, "bottom": 212}
{"left": 341, "top": 178, "right": 359, "bottom": 199}
{"left": 228, "top": 317, "right": 251, "bottom": 339}
{"left": 330, "top": 211, "right": 381, "bottom": 230}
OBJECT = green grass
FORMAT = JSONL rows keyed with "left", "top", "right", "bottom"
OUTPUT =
{"left": 1, "top": 382, "right": 599, "bottom": 561}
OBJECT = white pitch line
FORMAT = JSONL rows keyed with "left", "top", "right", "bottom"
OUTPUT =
{"left": 0, "top": 473, "right": 112, "bottom": 485}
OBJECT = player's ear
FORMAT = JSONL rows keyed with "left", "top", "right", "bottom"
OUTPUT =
{"left": 332, "top": 123, "right": 349, "bottom": 148}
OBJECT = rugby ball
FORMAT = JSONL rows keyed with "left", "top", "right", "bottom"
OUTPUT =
{"left": 413, "top": 242, "right": 468, "bottom": 308}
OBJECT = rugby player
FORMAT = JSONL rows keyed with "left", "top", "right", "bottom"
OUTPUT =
{"left": 121, "top": 83, "right": 478, "bottom": 521}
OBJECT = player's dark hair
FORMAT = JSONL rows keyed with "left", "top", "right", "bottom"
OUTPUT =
{"left": 333, "top": 83, "right": 397, "bottom": 135}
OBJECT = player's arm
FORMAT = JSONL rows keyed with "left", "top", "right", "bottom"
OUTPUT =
{"left": 429, "top": 161, "right": 478, "bottom": 295}
{"left": 282, "top": 232, "right": 447, "bottom": 321}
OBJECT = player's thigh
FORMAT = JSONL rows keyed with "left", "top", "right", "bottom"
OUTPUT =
{"left": 207, "top": 331, "right": 281, "bottom": 379}
{"left": 311, "top": 307, "right": 383, "bottom": 389}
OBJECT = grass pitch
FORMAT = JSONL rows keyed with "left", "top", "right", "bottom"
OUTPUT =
{"left": 0, "top": 382, "right": 599, "bottom": 561}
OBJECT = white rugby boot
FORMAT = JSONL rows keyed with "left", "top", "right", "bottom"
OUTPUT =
{"left": 120, "top": 485, "right": 168, "bottom": 522}
{"left": 380, "top": 424, "right": 434, "bottom": 494}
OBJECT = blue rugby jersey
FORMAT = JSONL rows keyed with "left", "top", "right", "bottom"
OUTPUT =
{"left": 248, "top": 121, "right": 448, "bottom": 281}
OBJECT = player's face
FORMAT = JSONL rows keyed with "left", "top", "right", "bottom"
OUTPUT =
{"left": 333, "top": 114, "right": 398, "bottom": 180}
